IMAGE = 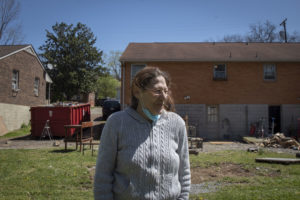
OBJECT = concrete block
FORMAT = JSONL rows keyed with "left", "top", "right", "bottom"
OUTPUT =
{"left": 0, "top": 116, "right": 8, "bottom": 136}
{"left": 0, "top": 103, "right": 30, "bottom": 134}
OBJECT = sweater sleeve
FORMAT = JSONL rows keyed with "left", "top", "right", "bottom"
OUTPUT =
{"left": 94, "top": 116, "right": 118, "bottom": 200}
{"left": 177, "top": 121, "right": 191, "bottom": 200}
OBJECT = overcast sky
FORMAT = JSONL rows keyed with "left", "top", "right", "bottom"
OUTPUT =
{"left": 19, "top": 0, "right": 300, "bottom": 54}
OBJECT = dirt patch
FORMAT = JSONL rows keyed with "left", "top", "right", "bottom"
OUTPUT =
{"left": 191, "top": 162, "right": 280, "bottom": 184}
{"left": 87, "top": 165, "right": 96, "bottom": 182}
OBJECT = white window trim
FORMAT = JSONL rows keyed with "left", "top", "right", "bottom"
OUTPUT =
{"left": 12, "top": 70, "right": 20, "bottom": 91}
{"left": 207, "top": 105, "right": 219, "bottom": 123}
{"left": 34, "top": 77, "right": 40, "bottom": 96}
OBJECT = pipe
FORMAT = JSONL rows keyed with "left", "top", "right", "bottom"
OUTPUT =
{"left": 121, "top": 62, "right": 125, "bottom": 109}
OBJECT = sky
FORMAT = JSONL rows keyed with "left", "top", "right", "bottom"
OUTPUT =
{"left": 18, "top": 0, "right": 300, "bottom": 55}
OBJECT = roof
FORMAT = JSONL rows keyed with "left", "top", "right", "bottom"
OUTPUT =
{"left": 0, "top": 45, "right": 29, "bottom": 59}
{"left": 120, "top": 42, "right": 300, "bottom": 62}
{"left": 0, "top": 45, "right": 52, "bottom": 83}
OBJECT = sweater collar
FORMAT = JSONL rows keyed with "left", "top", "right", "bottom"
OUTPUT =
{"left": 125, "top": 107, "right": 167, "bottom": 125}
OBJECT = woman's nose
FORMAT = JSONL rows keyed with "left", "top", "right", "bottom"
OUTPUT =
{"left": 158, "top": 91, "right": 168, "bottom": 100}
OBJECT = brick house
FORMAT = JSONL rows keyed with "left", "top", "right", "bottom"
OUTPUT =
{"left": 119, "top": 42, "right": 300, "bottom": 140}
{"left": 0, "top": 45, "right": 52, "bottom": 135}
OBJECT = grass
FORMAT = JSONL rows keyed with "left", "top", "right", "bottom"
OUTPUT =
{"left": 189, "top": 150, "right": 300, "bottom": 200}
{"left": 0, "top": 148, "right": 96, "bottom": 200}
{"left": 0, "top": 124, "right": 31, "bottom": 140}
{"left": 0, "top": 146, "right": 299, "bottom": 199}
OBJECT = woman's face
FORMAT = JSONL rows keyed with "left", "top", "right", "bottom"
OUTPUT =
{"left": 137, "top": 75, "right": 169, "bottom": 115}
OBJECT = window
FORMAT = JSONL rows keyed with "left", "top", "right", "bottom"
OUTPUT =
{"left": 213, "top": 64, "right": 227, "bottom": 80}
{"left": 12, "top": 70, "right": 19, "bottom": 91}
{"left": 131, "top": 64, "right": 146, "bottom": 80}
{"left": 34, "top": 77, "right": 40, "bottom": 96}
{"left": 207, "top": 105, "right": 218, "bottom": 123}
{"left": 264, "top": 64, "right": 276, "bottom": 80}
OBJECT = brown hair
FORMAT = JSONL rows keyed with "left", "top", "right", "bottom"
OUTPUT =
{"left": 131, "top": 67, "right": 175, "bottom": 112}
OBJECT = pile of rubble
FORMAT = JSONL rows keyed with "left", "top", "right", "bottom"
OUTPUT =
{"left": 262, "top": 133, "right": 300, "bottom": 150}
{"left": 188, "top": 137, "right": 203, "bottom": 155}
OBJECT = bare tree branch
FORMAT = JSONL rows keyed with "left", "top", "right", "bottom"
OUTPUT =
{"left": 217, "top": 20, "right": 300, "bottom": 43}
{"left": 104, "top": 50, "right": 122, "bottom": 81}
{"left": 247, "top": 20, "right": 276, "bottom": 42}
{"left": 0, "top": 0, "right": 23, "bottom": 44}
{"left": 221, "top": 34, "right": 245, "bottom": 42}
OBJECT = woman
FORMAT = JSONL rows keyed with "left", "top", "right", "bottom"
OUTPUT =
{"left": 94, "top": 67, "right": 191, "bottom": 200}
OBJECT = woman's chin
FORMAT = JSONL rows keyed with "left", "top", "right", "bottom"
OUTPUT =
{"left": 156, "top": 108, "right": 164, "bottom": 115}
{"left": 149, "top": 105, "right": 164, "bottom": 115}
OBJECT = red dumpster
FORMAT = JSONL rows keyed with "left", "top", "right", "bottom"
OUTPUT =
{"left": 30, "top": 103, "right": 91, "bottom": 137}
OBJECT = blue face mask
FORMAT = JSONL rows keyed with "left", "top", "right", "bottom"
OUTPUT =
{"left": 142, "top": 107, "right": 161, "bottom": 122}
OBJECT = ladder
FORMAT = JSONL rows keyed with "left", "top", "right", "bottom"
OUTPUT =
{"left": 40, "top": 120, "right": 52, "bottom": 140}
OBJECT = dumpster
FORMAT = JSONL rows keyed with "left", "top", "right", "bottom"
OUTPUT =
{"left": 30, "top": 103, "right": 91, "bottom": 137}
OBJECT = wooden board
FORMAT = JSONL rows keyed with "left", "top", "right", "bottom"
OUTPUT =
{"left": 209, "top": 141, "right": 234, "bottom": 145}
{"left": 243, "top": 137, "right": 264, "bottom": 144}
{"left": 255, "top": 157, "right": 300, "bottom": 164}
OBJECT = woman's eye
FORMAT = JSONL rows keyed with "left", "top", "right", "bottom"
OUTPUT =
{"left": 147, "top": 88, "right": 169, "bottom": 95}
{"left": 156, "top": 89, "right": 168, "bottom": 94}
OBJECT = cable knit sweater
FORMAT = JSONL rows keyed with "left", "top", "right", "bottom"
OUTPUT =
{"left": 94, "top": 107, "right": 191, "bottom": 200}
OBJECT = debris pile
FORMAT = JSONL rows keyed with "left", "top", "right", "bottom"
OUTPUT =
{"left": 263, "top": 133, "right": 300, "bottom": 149}
{"left": 188, "top": 137, "right": 203, "bottom": 155}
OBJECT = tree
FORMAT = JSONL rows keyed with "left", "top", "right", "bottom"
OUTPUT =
{"left": 39, "top": 22, "right": 107, "bottom": 102}
{"left": 247, "top": 20, "right": 277, "bottom": 42}
{"left": 279, "top": 31, "right": 300, "bottom": 42}
{"left": 220, "top": 20, "right": 300, "bottom": 43}
{"left": 104, "top": 50, "right": 122, "bottom": 81}
{"left": 222, "top": 34, "right": 245, "bottom": 42}
{"left": 96, "top": 76, "right": 120, "bottom": 99}
{"left": 0, "top": 0, "right": 23, "bottom": 44}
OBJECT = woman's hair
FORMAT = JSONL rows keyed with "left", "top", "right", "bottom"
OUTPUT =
{"left": 131, "top": 67, "right": 175, "bottom": 112}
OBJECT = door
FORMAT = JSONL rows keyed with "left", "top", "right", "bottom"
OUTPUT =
{"left": 268, "top": 106, "right": 281, "bottom": 134}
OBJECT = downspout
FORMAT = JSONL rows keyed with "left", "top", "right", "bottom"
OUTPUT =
{"left": 48, "top": 83, "right": 51, "bottom": 105}
{"left": 121, "top": 61, "right": 125, "bottom": 110}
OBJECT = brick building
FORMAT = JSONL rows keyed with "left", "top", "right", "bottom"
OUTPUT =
{"left": 0, "top": 45, "right": 52, "bottom": 135}
{"left": 120, "top": 42, "right": 300, "bottom": 140}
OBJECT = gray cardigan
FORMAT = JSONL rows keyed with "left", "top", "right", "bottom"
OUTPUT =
{"left": 94, "top": 107, "right": 191, "bottom": 200}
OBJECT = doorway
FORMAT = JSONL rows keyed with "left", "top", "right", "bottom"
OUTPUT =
{"left": 268, "top": 105, "right": 281, "bottom": 134}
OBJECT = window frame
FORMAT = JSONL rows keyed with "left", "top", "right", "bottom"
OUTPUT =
{"left": 263, "top": 64, "right": 276, "bottom": 81}
{"left": 12, "top": 70, "right": 19, "bottom": 91}
{"left": 213, "top": 64, "right": 227, "bottom": 80}
{"left": 207, "top": 105, "right": 219, "bottom": 123}
{"left": 34, "top": 77, "right": 40, "bottom": 96}
{"left": 131, "top": 64, "right": 146, "bottom": 80}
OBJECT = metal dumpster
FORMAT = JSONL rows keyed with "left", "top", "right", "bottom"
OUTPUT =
{"left": 30, "top": 103, "right": 91, "bottom": 137}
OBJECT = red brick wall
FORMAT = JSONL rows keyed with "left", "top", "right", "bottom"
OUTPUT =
{"left": 0, "top": 50, "right": 47, "bottom": 106}
{"left": 122, "top": 62, "right": 300, "bottom": 105}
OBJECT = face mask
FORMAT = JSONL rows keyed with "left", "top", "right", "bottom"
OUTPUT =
{"left": 142, "top": 106, "right": 161, "bottom": 122}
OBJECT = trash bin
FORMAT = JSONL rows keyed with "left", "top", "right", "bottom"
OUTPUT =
{"left": 30, "top": 103, "right": 91, "bottom": 137}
